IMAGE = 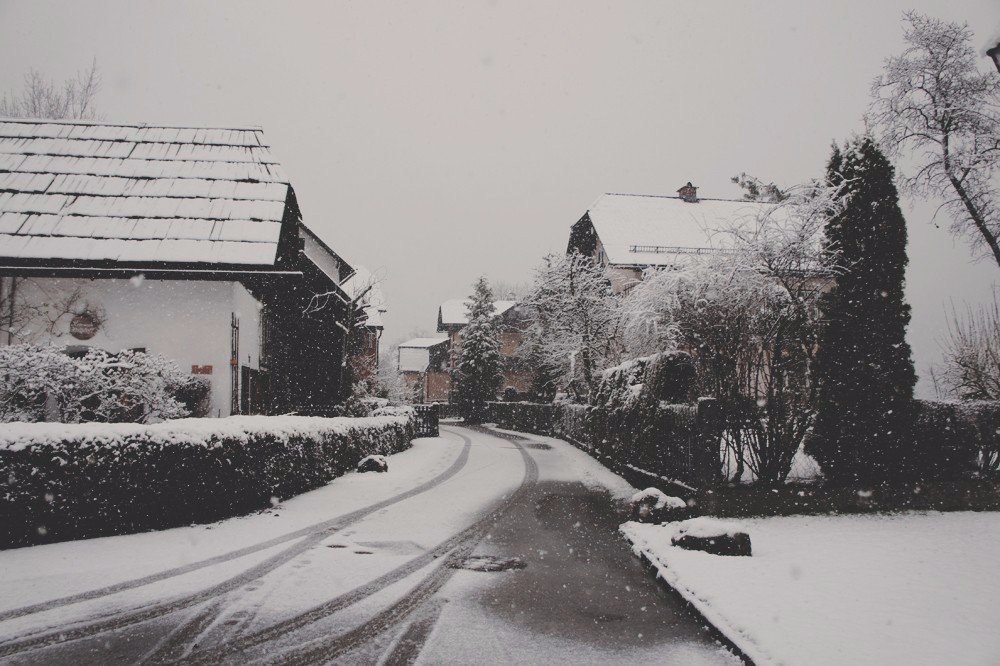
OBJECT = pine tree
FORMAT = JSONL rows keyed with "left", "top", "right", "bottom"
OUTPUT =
{"left": 809, "top": 137, "right": 917, "bottom": 484}
{"left": 454, "top": 276, "right": 503, "bottom": 422}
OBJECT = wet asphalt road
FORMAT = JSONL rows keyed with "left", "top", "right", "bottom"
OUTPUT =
{"left": 0, "top": 425, "right": 737, "bottom": 665}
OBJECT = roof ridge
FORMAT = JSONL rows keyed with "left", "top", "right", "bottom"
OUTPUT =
{"left": 0, "top": 117, "right": 264, "bottom": 132}
{"left": 603, "top": 192, "right": 778, "bottom": 205}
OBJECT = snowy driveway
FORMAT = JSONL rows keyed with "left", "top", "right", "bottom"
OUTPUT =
{"left": 0, "top": 426, "right": 735, "bottom": 665}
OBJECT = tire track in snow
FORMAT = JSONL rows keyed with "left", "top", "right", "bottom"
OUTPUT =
{"left": 184, "top": 427, "right": 538, "bottom": 666}
{"left": 0, "top": 432, "right": 472, "bottom": 659}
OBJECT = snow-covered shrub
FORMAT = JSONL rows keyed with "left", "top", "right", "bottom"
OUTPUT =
{"left": 357, "top": 454, "right": 388, "bottom": 473}
{"left": 0, "top": 411, "right": 416, "bottom": 547}
{"left": 331, "top": 380, "right": 378, "bottom": 417}
{"left": 592, "top": 351, "right": 696, "bottom": 411}
{"left": 0, "top": 344, "right": 83, "bottom": 422}
{"left": 646, "top": 351, "right": 697, "bottom": 403}
{"left": 0, "top": 344, "right": 196, "bottom": 424}
{"left": 670, "top": 517, "right": 752, "bottom": 556}
{"left": 629, "top": 487, "right": 689, "bottom": 522}
{"left": 592, "top": 355, "right": 653, "bottom": 413}
{"left": 173, "top": 375, "right": 211, "bottom": 418}
{"left": 558, "top": 403, "right": 591, "bottom": 445}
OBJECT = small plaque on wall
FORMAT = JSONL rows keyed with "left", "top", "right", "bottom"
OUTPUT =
{"left": 192, "top": 365, "right": 213, "bottom": 375}
{"left": 69, "top": 313, "right": 100, "bottom": 340}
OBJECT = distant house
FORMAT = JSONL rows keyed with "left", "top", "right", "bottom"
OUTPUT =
{"left": 341, "top": 265, "right": 387, "bottom": 384}
{"left": 397, "top": 337, "right": 449, "bottom": 403}
{"left": 437, "top": 298, "right": 530, "bottom": 400}
{"left": 567, "top": 182, "right": 779, "bottom": 294}
{"left": 0, "top": 118, "right": 360, "bottom": 416}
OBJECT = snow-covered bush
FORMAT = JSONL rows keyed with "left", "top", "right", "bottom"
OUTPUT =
{"left": 357, "top": 454, "right": 389, "bottom": 473}
{"left": 670, "top": 517, "right": 752, "bottom": 556}
{"left": 0, "top": 345, "right": 194, "bottom": 424}
{"left": 0, "top": 344, "right": 82, "bottom": 422}
{"left": 629, "top": 487, "right": 689, "bottom": 522}
{"left": 0, "top": 411, "right": 416, "bottom": 547}
{"left": 592, "top": 351, "right": 696, "bottom": 411}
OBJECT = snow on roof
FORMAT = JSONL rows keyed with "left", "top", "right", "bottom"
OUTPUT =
{"left": 398, "top": 337, "right": 448, "bottom": 349}
{"left": 982, "top": 22, "right": 1000, "bottom": 55}
{"left": 0, "top": 118, "right": 291, "bottom": 266}
{"left": 342, "top": 265, "right": 387, "bottom": 329}
{"left": 585, "top": 193, "right": 777, "bottom": 267}
{"left": 438, "top": 298, "right": 517, "bottom": 327}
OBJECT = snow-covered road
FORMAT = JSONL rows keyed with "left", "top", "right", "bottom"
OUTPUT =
{"left": 0, "top": 426, "right": 736, "bottom": 665}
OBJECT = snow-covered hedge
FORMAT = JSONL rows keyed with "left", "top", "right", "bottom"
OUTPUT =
{"left": 0, "top": 410, "right": 416, "bottom": 548}
{"left": 484, "top": 399, "right": 719, "bottom": 488}
{"left": 592, "top": 351, "right": 696, "bottom": 411}
{"left": 0, "top": 344, "right": 209, "bottom": 424}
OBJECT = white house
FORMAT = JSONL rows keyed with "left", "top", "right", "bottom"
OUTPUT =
{"left": 0, "top": 118, "right": 357, "bottom": 416}
{"left": 396, "top": 337, "right": 449, "bottom": 403}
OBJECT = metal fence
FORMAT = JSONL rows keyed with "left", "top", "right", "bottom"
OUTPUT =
{"left": 414, "top": 403, "right": 440, "bottom": 438}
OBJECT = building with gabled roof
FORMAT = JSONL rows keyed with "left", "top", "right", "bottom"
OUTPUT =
{"left": 341, "top": 264, "right": 387, "bottom": 383}
{"left": 567, "top": 183, "right": 779, "bottom": 293}
{"left": 396, "top": 336, "right": 449, "bottom": 403}
{"left": 0, "top": 117, "right": 359, "bottom": 417}
{"left": 434, "top": 297, "right": 530, "bottom": 402}
{"left": 437, "top": 298, "right": 517, "bottom": 331}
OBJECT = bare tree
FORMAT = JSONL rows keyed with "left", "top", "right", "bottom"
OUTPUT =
{"left": 868, "top": 12, "right": 1000, "bottom": 266}
{"left": 0, "top": 59, "right": 102, "bottom": 120}
{"left": 1, "top": 61, "right": 104, "bottom": 341}
{"left": 933, "top": 291, "right": 1000, "bottom": 401}
{"left": 0, "top": 279, "right": 104, "bottom": 345}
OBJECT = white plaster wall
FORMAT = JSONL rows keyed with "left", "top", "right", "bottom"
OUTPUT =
{"left": 232, "top": 282, "right": 261, "bottom": 372}
{"left": 398, "top": 346, "right": 430, "bottom": 372}
{"left": 5, "top": 277, "right": 262, "bottom": 417}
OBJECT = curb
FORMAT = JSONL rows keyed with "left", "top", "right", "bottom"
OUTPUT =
{"left": 632, "top": 548, "right": 755, "bottom": 665}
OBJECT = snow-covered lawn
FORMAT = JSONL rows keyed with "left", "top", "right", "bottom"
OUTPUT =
{"left": 622, "top": 512, "right": 1000, "bottom": 666}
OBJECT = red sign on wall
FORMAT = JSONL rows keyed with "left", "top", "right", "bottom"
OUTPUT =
{"left": 192, "top": 365, "right": 213, "bottom": 375}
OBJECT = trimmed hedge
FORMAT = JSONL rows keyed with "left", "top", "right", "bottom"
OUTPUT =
{"left": 484, "top": 399, "right": 720, "bottom": 489}
{"left": 0, "top": 409, "right": 416, "bottom": 548}
{"left": 912, "top": 400, "right": 999, "bottom": 479}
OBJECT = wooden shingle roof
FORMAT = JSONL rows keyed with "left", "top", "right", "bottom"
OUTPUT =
{"left": 0, "top": 119, "right": 292, "bottom": 267}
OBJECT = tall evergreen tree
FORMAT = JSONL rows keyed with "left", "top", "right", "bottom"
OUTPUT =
{"left": 809, "top": 137, "right": 917, "bottom": 483}
{"left": 454, "top": 276, "right": 503, "bottom": 422}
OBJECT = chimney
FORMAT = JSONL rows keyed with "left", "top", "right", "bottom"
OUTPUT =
{"left": 677, "top": 182, "right": 698, "bottom": 203}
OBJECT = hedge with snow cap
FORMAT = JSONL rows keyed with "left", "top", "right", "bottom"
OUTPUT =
{"left": 0, "top": 409, "right": 415, "bottom": 548}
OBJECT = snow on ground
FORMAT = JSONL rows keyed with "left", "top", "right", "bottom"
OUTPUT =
{"left": 483, "top": 426, "right": 637, "bottom": 501}
{"left": 0, "top": 434, "right": 460, "bottom": 614}
{"left": 622, "top": 512, "right": 1000, "bottom": 666}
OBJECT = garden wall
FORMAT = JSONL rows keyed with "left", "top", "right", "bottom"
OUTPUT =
{"left": 0, "top": 409, "right": 416, "bottom": 548}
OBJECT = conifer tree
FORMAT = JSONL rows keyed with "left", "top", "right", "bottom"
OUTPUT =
{"left": 809, "top": 137, "right": 917, "bottom": 483}
{"left": 454, "top": 276, "right": 503, "bottom": 422}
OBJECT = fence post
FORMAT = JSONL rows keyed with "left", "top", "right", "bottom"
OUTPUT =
{"left": 695, "top": 398, "right": 723, "bottom": 485}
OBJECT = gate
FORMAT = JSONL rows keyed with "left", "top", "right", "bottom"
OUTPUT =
{"left": 414, "top": 404, "right": 440, "bottom": 437}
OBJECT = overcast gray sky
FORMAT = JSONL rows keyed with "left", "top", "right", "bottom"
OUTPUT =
{"left": 1, "top": 0, "right": 997, "bottom": 395}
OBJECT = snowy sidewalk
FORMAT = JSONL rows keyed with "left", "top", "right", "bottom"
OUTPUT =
{"left": 622, "top": 512, "right": 1000, "bottom": 665}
